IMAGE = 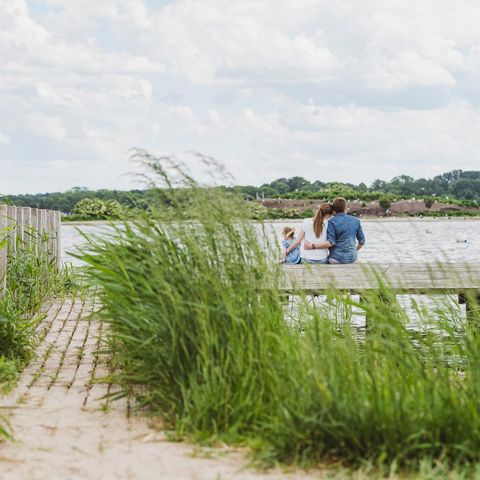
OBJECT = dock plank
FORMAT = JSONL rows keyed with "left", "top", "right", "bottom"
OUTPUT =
{"left": 279, "top": 263, "right": 480, "bottom": 293}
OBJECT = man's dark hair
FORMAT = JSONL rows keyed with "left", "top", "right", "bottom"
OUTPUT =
{"left": 332, "top": 197, "right": 347, "bottom": 213}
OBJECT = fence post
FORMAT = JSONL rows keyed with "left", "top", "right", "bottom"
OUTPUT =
{"left": 7, "top": 205, "right": 17, "bottom": 254}
{"left": 0, "top": 205, "right": 7, "bottom": 294}
{"left": 31, "top": 208, "right": 39, "bottom": 255}
{"left": 39, "top": 209, "right": 47, "bottom": 258}
{"left": 0, "top": 206, "right": 62, "bottom": 293}
{"left": 22, "top": 207, "right": 32, "bottom": 249}
{"left": 16, "top": 207, "right": 24, "bottom": 245}
{"left": 47, "top": 211, "right": 55, "bottom": 263}
{"left": 55, "top": 211, "right": 62, "bottom": 269}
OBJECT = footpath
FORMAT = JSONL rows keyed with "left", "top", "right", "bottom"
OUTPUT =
{"left": 0, "top": 298, "right": 321, "bottom": 480}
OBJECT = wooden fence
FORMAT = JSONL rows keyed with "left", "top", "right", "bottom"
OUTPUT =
{"left": 0, "top": 205, "right": 62, "bottom": 292}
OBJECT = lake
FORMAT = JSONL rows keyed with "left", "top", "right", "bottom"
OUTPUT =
{"left": 61, "top": 218, "right": 480, "bottom": 265}
{"left": 61, "top": 218, "right": 479, "bottom": 330}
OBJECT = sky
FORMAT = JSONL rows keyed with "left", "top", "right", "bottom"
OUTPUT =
{"left": 1, "top": 0, "right": 480, "bottom": 194}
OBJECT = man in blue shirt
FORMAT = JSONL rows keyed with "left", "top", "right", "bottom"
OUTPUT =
{"left": 326, "top": 198, "right": 365, "bottom": 264}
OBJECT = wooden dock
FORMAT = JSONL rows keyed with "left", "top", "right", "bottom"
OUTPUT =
{"left": 0, "top": 205, "right": 62, "bottom": 292}
{"left": 279, "top": 263, "right": 480, "bottom": 317}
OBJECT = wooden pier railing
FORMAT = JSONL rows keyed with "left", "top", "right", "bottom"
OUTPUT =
{"left": 0, "top": 205, "right": 62, "bottom": 292}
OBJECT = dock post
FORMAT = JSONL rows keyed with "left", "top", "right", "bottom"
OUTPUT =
{"left": 360, "top": 290, "right": 395, "bottom": 333}
{"left": 359, "top": 293, "right": 370, "bottom": 332}
{"left": 459, "top": 293, "right": 480, "bottom": 325}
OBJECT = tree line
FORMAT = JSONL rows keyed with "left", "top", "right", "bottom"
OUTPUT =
{"left": 2, "top": 169, "right": 479, "bottom": 217}
{"left": 241, "top": 169, "right": 480, "bottom": 204}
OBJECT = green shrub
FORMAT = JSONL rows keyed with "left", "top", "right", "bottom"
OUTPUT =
{"left": 301, "top": 208, "right": 314, "bottom": 218}
{"left": 424, "top": 198, "right": 435, "bottom": 209}
{"left": 73, "top": 197, "right": 122, "bottom": 219}
{"left": 379, "top": 196, "right": 392, "bottom": 210}
{"left": 282, "top": 207, "right": 301, "bottom": 219}
{"left": 247, "top": 202, "right": 269, "bottom": 220}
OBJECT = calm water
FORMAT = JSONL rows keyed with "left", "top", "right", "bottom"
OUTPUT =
{"left": 61, "top": 219, "right": 478, "bottom": 331}
{"left": 62, "top": 218, "right": 480, "bottom": 265}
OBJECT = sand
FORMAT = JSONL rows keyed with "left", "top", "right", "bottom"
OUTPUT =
{"left": 0, "top": 298, "right": 322, "bottom": 480}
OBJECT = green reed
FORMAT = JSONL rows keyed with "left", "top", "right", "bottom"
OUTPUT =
{"left": 77, "top": 153, "right": 480, "bottom": 475}
{"left": 0, "top": 224, "right": 71, "bottom": 438}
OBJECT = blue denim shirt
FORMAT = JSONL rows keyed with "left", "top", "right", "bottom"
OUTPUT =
{"left": 282, "top": 238, "right": 301, "bottom": 264}
{"left": 326, "top": 213, "right": 365, "bottom": 264}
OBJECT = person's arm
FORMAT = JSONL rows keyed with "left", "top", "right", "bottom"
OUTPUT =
{"left": 285, "top": 229, "right": 305, "bottom": 254}
{"left": 356, "top": 222, "right": 365, "bottom": 251}
{"left": 326, "top": 220, "right": 336, "bottom": 247}
{"left": 304, "top": 240, "right": 331, "bottom": 250}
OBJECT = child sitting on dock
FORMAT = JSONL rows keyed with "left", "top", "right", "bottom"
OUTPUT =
{"left": 281, "top": 226, "right": 301, "bottom": 264}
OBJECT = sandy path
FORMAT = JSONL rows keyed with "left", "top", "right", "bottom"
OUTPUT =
{"left": 0, "top": 297, "right": 322, "bottom": 480}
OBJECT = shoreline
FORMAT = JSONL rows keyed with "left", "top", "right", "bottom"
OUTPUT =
{"left": 269, "top": 216, "right": 480, "bottom": 223}
{"left": 62, "top": 216, "right": 480, "bottom": 226}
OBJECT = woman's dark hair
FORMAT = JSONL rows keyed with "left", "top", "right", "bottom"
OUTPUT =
{"left": 332, "top": 197, "right": 347, "bottom": 213}
{"left": 313, "top": 203, "right": 334, "bottom": 238}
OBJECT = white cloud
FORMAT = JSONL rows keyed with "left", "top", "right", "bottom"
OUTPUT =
{"left": 146, "top": 1, "right": 341, "bottom": 84}
{"left": 208, "top": 109, "right": 225, "bottom": 128}
{"left": 25, "top": 112, "right": 66, "bottom": 140}
{"left": 2, "top": 0, "right": 480, "bottom": 193}
{"left": 367, "top": 52, "right": 457, "bottom": 90}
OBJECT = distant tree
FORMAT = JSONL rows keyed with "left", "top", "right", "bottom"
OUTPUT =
{"left": 0, "top": 196, "right": 11, "bottom": 206}
{"left": 5, "top": 168, "right": 480, "bottom": 213}
{"left": 449, "top": 178, "right": 480, "bottom": 199}
{"left": 286, "top": 176, "right": 309, "bottom": 192}
{"left": 389, "top": 175, "right": 415, "bottom": 195}
{"left": 460, "top": 171, "right": 480, "bottom": 180}
{"left": 371, "top": 179, "right": 387, "bottom": 191}
{"left": 441, "top": 170, "right": 463, "bottom": 185}
{"left": 259, "top": 186, "right": 278, "bottom": 198}
{"left": 268, "top": 180, "right": 290, "bottom": 195}
{"left": 236, "top": 185, "right": 259, "bottom": 200}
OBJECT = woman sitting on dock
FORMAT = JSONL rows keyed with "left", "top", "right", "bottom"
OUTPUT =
{"left": 285, "top": 203, "right": 333, "bottom": 264}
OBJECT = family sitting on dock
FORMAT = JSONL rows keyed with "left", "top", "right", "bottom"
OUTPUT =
{"left": 282, "top": 197, "right": 365, "bottom": 265}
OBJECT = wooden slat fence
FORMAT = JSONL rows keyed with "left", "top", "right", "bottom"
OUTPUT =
{"left": 0, "top": 205, "right": 62, "bottom": 292}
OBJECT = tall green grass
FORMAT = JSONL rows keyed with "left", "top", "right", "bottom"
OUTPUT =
{"left": 1, "top": 224, "right": 70, "bottom": 438}
{"left": 78, "top": 153, "right": 480, "bottom": 475}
